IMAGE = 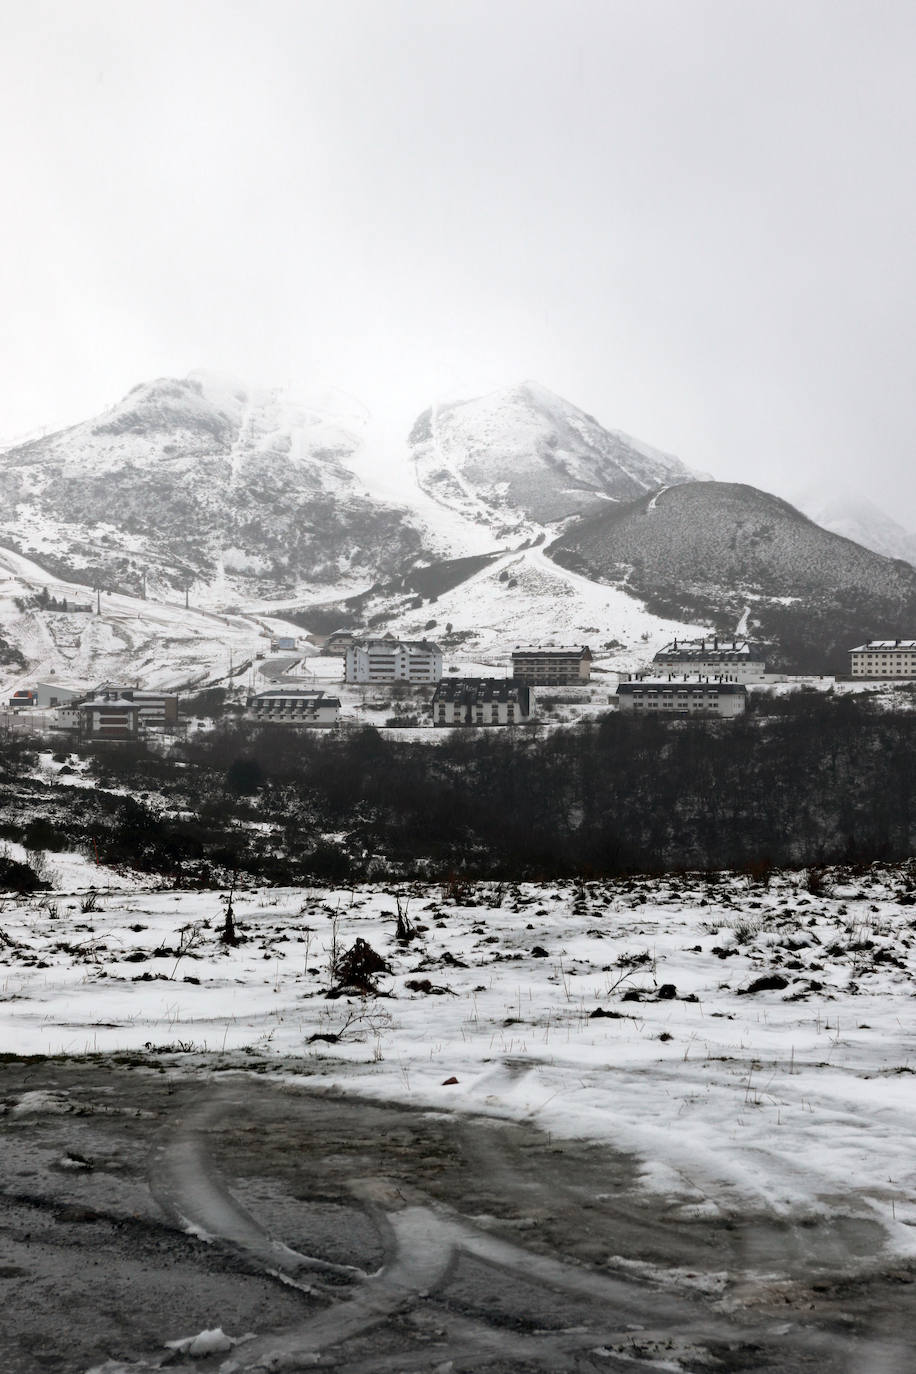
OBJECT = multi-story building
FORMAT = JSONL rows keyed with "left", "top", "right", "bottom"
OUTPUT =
{"left": 617, "top": 677, "right": 747, "bottom": 717}
{"left": 344, "top": 638, "right": 442, "bottom": 684}
{"left": 92, "top": 684, "right": 179, "bottom": 729}
{"left": 432, "top": 678, "right": 533, "bottom": 727}
{"left": 510, "top": 646, "right": 592, "bottom": 685}
{"left": 79, "top": 698, "right": 141, "bottom": 740}
{"left": 649, "top": 638, "right": 766, "bottom": 683}
{"left": 849, "top": 640, "right": 916, "bottom": 678}
{"left": 246, "top": 688, "right": 341, "bottom": 725}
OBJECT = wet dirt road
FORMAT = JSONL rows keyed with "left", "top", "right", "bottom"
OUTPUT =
{"left": 0, "top": 1056, "right": 913, "bottom": 1373}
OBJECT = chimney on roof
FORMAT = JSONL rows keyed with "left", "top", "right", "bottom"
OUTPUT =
{"left": 896, "top": 638, "right": 901, "bottom": 646}
{"left": 713, "top": 637, "right": 718, "bottom": 650}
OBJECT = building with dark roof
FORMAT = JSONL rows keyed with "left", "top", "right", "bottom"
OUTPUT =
{"left": 511, "top": 646, "right": 592, "bottom": 685}
{"left": 617, "top": 677, "right": 747, "bottom": 717}
{"left": 246, "top": 688, "right": 341, "bottom": 725}
{"left": 432, "top": 678, "right": 533, "bottom": 727}
{"left": 650, "top": 638, "right": 765, "bottom": 682}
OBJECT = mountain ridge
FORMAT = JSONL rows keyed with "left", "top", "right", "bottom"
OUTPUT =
{"left": 548, "top": 480, "right": 916, "bottom": 671}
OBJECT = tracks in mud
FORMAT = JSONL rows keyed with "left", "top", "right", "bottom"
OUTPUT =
{"left": 0, "top": 1058, "right": 912, "bottom": 1373}
{"left": 143, "top": 1078, "right": 909, "bottom": 1374}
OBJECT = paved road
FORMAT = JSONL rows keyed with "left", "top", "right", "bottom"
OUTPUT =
{"left": 0, "top": 1058, "right": 912, "bottom": 1373}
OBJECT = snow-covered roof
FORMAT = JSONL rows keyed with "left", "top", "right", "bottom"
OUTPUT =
{"left": 851, "top": 640, "right": 916, "bottom": 651}
{"left": 433, "top": 678, "right": 530, "bottom": 705}
{"left": 618, "top": 679, "right": 746, "bottom": 695}
{"left": 511, "top": 646, "right": 592, "bottom": 657}
{"left": 654, "top": 638, "right": 758, "bottom": 662}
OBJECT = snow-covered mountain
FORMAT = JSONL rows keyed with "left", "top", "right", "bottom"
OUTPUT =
{"left": 792, "top": 488, "right": 916, "bottom": 569}
{"left": 0, "top": 371, "right": 429, "bottom": 602}
{"left": 409, "top": 382, "right": 696, "bottom": 536}
{"left": 4, "top": 369, "right": 915, "bottom": 688}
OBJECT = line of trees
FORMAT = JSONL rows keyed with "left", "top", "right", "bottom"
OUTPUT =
{"left": 0, "top": 692, "right": 898, "bottom": 883}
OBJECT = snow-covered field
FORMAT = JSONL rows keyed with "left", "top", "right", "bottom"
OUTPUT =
{"left": 3, "top": 862, "right": 916, "bottom": 1265}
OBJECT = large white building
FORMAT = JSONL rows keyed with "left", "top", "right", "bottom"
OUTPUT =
{"left": 246, "top": 688, "right": 341, "bottom": 725}
{"left": 849, "top": 640, "right": 916, "bottom": 678}
{"left": 650, "top": 638, "right": 766, "bottom": 683}
{"left": 617, "top": 677, "right": 747, "bottom": 717}
{"left": 344, "top": 638, "right": 442, "bottom": 684}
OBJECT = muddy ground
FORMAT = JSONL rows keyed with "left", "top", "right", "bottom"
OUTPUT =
{"left": 0, "top": 1054, "right": 913, "bottom": 1373}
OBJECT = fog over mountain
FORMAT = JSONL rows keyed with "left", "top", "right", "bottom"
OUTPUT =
{"left": 3, "top": 370, "right": 916, "bottom": 684}
{"left": 4, "top": 3, "right": 916, "bottom": 528}
{"left": 792, "top": 487, "right": 916, "bottom": 569}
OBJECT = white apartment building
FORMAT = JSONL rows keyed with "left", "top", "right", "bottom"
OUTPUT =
{"left": 246, "top": 688, "right": 341, "bottom": 725}
{"left": 344, "top": 638, "right": 442, "bottom": 684}
{"left": 650, "top": 638, "right": 766, "bottom": 683}
{"left": 617, "top": 677, "right": 747, "bottom": 717}
{"left": 849, "top": 640, "right": 916, "bottom": 678}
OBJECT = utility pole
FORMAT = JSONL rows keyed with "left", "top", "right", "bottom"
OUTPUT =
{"left": 95, "top": 586, "right": 101, "bottom": 615}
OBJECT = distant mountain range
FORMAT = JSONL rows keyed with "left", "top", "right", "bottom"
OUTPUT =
{"left": 1, "top": 372, "right": 915, "bottom": 682}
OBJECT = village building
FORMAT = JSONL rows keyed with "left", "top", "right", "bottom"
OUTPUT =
{"left": 270, "top": 636, "right": 298, "bottom": 652}
{"left": 325, "top": 629, "right": 357, "bottom": 654}
{"left": 849, "top": 640, "right": 916, "bottom": 678}
{"left": 79, "top": 698, "right": 142, "bottom": 741}
{"left": 344, "top": 638, "right": 442, "bottom": 684}
{"left": 32, "top": 681, "right": 88, "bottom": 709}
{"left": 8, "top": 682, "right": 88, "bottom": 710}
{"left": 246, "top": 688, "right": 341, "bottom": 726}
{"left": 511, "top": 646, "right": 592, "bottom": 685}
{"left": 617, "top": 677, "right": 748, "bottom": 717}
{"left": 650, "top": 638, "right": 766, "bottom": 683}
{"left": 8, "top": 688, "right": 37, "bottom": 710}
{"left": 432, "top": 678, "right": 533, "bottom": 727}
{"left": 91, "top": 684, "right": 179, "bottom": 728}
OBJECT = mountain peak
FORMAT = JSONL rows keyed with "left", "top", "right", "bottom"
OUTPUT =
{"left": 409, "top": 383, "right": 695, "bottom": 530}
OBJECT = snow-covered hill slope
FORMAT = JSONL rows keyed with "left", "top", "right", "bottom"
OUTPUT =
{"left": 792, "top": 488, "right": 916, "bottom": 569}
{"left": 0, "top": 543, "right": 300, "bottom": 695}
{"left": 298, "top": 543, "right": 711, "bottom": 675}
{"left": 409, "top": 382, "right": 696, "bottom": 536}
{"left": 0, "top": 372, "right": 429, "bottom": 603}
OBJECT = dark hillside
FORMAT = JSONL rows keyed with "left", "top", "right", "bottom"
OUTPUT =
{"left": 548, "top": 482, "right": 916, "bottom": 671}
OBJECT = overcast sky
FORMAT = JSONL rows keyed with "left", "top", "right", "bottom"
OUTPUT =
{"left": 2, "top": 0, "right": 916, "bottom": 523}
